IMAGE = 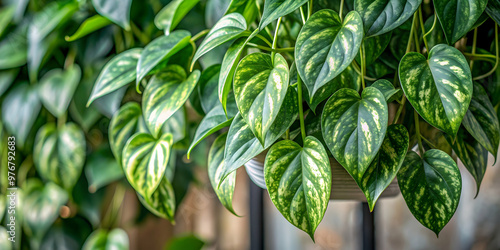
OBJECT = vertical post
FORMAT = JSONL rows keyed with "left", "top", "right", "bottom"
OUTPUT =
{"left": 250, "top": 181, "right": 264, "bottom": 250}
{"left": 362, "top": 202, "right": 375, "bottom": 250}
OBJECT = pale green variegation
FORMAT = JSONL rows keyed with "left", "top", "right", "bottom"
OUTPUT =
{"left": 198, "top": 64, "right": 221, "bottom": 113}
{"left": 399, "top": 44, "right": 472, "bottom": 136}
{"left": 122, "top": 133, "right": 173, "bottom": 197}
{"left": 136, "top": 30, "right": 191, "bottom": 85}
{"left": 154, "top": 0, "right": 200, "bottom": 35}
{"left": 322, "top": 87, "right": 388, "bottom": 181}
{"left": 87, "top": 48, "right": 142, "bottom": 106}
{"left": 462, "top": 82, "right": 500, "bottom": 160}
{"left": 208, "top": 133, "right": 238, "bottom": 215}
{"left": 295, "top": 10, "right": 364, "bottom": 102}
{"left": 361, "top": 124, "right": 409, "bottom": 211}
{"left": 397, "top": 149, "right": 462, "bottom": 235}
{"left": 38, "top": 65, "right": 81, "bottom": 117}
{"left": 142, "top": 65, "right": 200, "bottom": 138}
{"left": 82, "top": 228, "right": 129, "bottom": 250}
{"left": 222, "top": 89, "right": 298, "bottom": 180}
{"left": 161, "top": 107, "right": 187, "bottom": 144}
{"left": 109, "top": 102, "right": 146, "bottom": 163}
{"left": 434, "top": 0, "right": 488, "bottom": 44}
{"left": 191, "top": 13, "right": 247, "bottom": 69}
{"left": 33, "top": 123, "right": 86, "bottom": 191}
{"left": 259, "top": 0, "right": 308, "bottom": 30}
{"left": 264, "top": 136, "right": 331, "bottom": 239}
{"left": 139, "top": 175, "right": 176, "bottom": 223}
{"left": 446, "top": 127, "right": 488, "bottom": 197}
{"left": 234, "top": 53, "right": 289, "bottom": 145}
{"left": 371, "top": 79, "right": 401, "bottom": 102}
{"left": 91, "top": 0, "right": 132, "bottom": 30}
{"left": 354, "top": 0, "right": 422, "bottom": 37}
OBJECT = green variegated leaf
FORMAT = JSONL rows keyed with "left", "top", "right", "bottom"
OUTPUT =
{"left": 354, "top": 0, "right": 422, "bottom": 37}
{"left": 38, "top": 65, "right": 81, "bottom": 117}
{"left": 321, "top": 87, "right": 389, "bottom": 181}
{"left": 295, "top": 10, "right": 364, "bottom": 102}
{"left": 161, "top": 107, "right": 187, "bottom": 144}
{"left": 33, "top": 123, "right": 86, "bottom": 191}
{"left": 191, "top": 13, "right": 247, "bottom": 69}
{"left": 109, "top": 102, "right": 145, "bottom": 163}
{"left": 136, "top": 30, "right": 191, "bottom": 85}
{"left": 87, "top": 48, "right": 142, "bottom": 106}
{"left": 0, "top": 69, "right": 18, "bottom": 96}
{"left": 399, "top": 44, "right": 473, "bottom": 136}
{"left": 446, "top": 127, "right": 487, "bottom": 196}
{"left": 142, "top": 65, "right": 200, "bottom": 138}
{"left": 198, "top": 64, "right": 221, "bottom": 113}
{"left": 2, "top": 83, "right": 41, "bottom": 148}
{"left": 397, "top": 149, "right": 462, "bottom": 235}
{"left": 434, "top": 0, "right": 488, "bottom": 44}
{"left": 92, "top": 0, "right": 132, "bottom": 30}
{"left": 462, "top": 82, "right": 500, "bottom": 160}
{"left": 187, "top": 99, "right": 238, "bottom": 157}
{"left": 264, "top": 136, "right": 331, "bottom": 239}
{"left": 225, "top": 0, "right": 258, "bottom": 25}
{"left": 371, "top": 79, "right": 401, "bottom": 102}
{"left": 486, "top": 0, "right": 500, "bottom": 24}
{"left": 65, "top": 15, "right": 112, "bottom": 41}
{"left": 234, "top": 53, "right": 289, "bottom": 145}
{"left": 139, "top": 175, "right": 176, "bottom": 223}
{"left": 122, "top": 133, "right": 173, "bottom": 197}
{"left": 154, "top": 0, "right": 200, "bottom": 35}
{"left": 361, "top": 124, "right": 409, "bottom": 211}
{"left": 0, "top": 227, "right": 10, "bottom": 250}
{"left": 208, "top": 133, "right": 238, "bottom": 215}
{"left": 222, "top": 89, "right": 298, "bottom": 180}
{"left": 0, "top": 29, "right": 27, "bottom": 70}
{"left": 259, "top": 0, "right": 308, "bottom": 30}
{"left": 83, "top": 228, "right": 129, "bottom": 250}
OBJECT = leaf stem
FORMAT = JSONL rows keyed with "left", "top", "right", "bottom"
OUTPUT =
{"left": 297, "top": 76, "right": 307, "bottom": 143}
{"left": 339, "top": 0, "right": 345, "bottom": 22}
{"left": 463, "top": 52, "right": 497, "bottom": 60}
{"left": 414, "top": 110, "right": 424, "bottom": 156}
{"left": 57, "top": 112, "right": 67, "bottom": 129}
{"left": 418, "top": 6, "right": 429, "bottom": 53}
{"left": 255, "top": 34, "right": 273, "bottom": 47}
{"left": 190, "top": 29, "right": 210, "bottom": 43}
{"left": 247, "top": 43, "right": 294, "bottom": 52}
{"left": 423, "top": 14, "right": 437, "bottom": 39}
{"left": 360, "top": 41, "right": 366, "bottom": 90}
{"left": 308, "top": 0, "right": 313, "bottom": 19}
{"left": 131, "top": 22, "right": 150, "bottom": 45}
{"left": 474, "top": 24, "right": 498, "bottom": 81}
{"left": 271, "top": 17, "right": 283, "bottom": 61}
{"left": 406, "top": 14, "right": 417, "bottom": 53}
{"left": 351, "top": 61, "right": 378, "bottom": 81}
{"left": 392, "top": 97, "right": 406, "bottom": 124}
{"left": 421, "top": 136, "right": 438, "bottom": 149}
{"left": 300, "top": 6, "right": 307, "bottom": 25}
{"left": 412, "top": 17, "right": 421, "bottom": 54}
{"left": 470, "top": 28, "right": 478, "bottom": 70}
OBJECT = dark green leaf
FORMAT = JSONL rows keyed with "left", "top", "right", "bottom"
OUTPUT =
{"left": 154, "top": 0, "right": 200, "bottom": 35}
{"left": 82, "top": 228, "right": 129, "bottom": 250}
{"left": 38, "top": 65, "right": 81, "bottom": 117}
{"left": 370, "top": 79, "right": 401, "bottom": 102}
{"left": 259, "top": 0, "right": 308, "bottom": 30}
{"left": 165, "top": 235, "right": 205, "bottom": 250}
{"left": 198, "top": 64, "right": 221, "bottom": 113}
{"left": 486, "top": 0, "right": 500, "bottom": 24}
{"left": 85, "top": 152, "right": 124, "bottom": 193}
{"left": 92, "top": 0, "right": 132, "bottom": 30}
{"left": 0, "top": 69, "right": 18, "bottom": 96}
{"left": 0, "top": 29, "right": 27, "bottom": 69}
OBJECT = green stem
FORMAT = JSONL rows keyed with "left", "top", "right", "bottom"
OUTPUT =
{"left": 421, "top": 136, "right": 438, "bottom": 149}
{"left": 360, "top": 41, "right": 366, "bottom": 89}
{"left": 131, "top": 22, "right": 150, "bottom": 45}
{"left": 412, "top": 17, "right": 421, "bottom": 54}
{"left": 474, "top": 24, "right": 498, "bottom": 80}
{"left": 102, "top": 184, "right": 126, "bottom": 229}
{"left": 308, "top": 0, "right": 313, "bottom": 19}
{"left": 64, "top": 47, "right": 77, "bottom": 69}
{"left": 57, "top": 112, "right": 67, "bottom": 129}
{"left": 190, "top": 29, "right": 210, "bottom": 43}
{"left": 297, "top": 76, "right": 307, "bottom": 143}
{"left": 352, "top": 60, "right": 378, "bottom": 81}
{"left": 423, "top": 14, "right": 437, "bottom": 39}
{"left": 418, "top": 6, "right": 429, "bottom": 53}
{"left": 406, "top": 14, "right": 417, "bottom": 53}
{"left": 247, "top": 43, "right": 294, "bottom": 52}
{"left": 113, "top": 30, "right": 124, "bottom": 53}
{"left": 339, "top": 0, "right": 345, "bottom": 22}
{"left": 300, "top": 6, "right": 307, "bottom": 25}
{"left": 255, "top": 34, "right": 273, "bottom": 47}
{"left": 470, "top": 28, "right": 478, "bottom": 71}
{"left": 271, "top": 17, "right": 283, "bottom": 61}
{"left": 414, "top": 111, "right": 424, "bottom": 155}
{"left": 463, "top": 52, "right": 497, "bottom": 60}
{"left": 286, "top": 129, "right": 290, "bottom": 140}
{"left": 392, "top": 97, "right": 406, "bottom": 124}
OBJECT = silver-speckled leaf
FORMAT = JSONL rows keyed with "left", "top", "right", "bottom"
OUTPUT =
{"left": 82, "top": 228, "right": 129, "bottom": 250}
{"left": 354, "top": 0, "right": 422, "bottom": 37}
{"left": 397, "top": 149, "right": 462, "bottom": 236}
{"left": 322, "top": 87, "right": 388, "bottom": 181}
{"left": 399, "top": 44, "right": 472, "bottom": 136}
{"left": 259, "top": 0, "right": 308, "bottom": 30}
{"left": 361, "top": 124, "right": 409, "bottom": 211}
{"left": 122, "top": 133, "right": 173, "bottom": 197}
{"left": 264, "top": 136, "right": 331, "bottom": 239}
{"left": 191, "top": 13, "right": 247, "bottom": 69}
{"left": 154, "top": 0, "right": 200, "bottom": 35}
{"left": 33, "top": 123, "right": 86, "bottom": 191}
{"left": 142, "top": 65, "right": 200, "bottom": 138}
{"left": 234, "top": 53, "right": 289, "bottom": 145}
{"left": 38, "top": 65, "right": 81, "bottom": 117}
{"left": 136, "top": 30, "right": 191, "bottom": 84}
{"left": 371, "top": 79, "right": 401, "bottom": 102}
{"left": 139, "top": 175, "right": 176, "bottom": 223}
{"left": 87, "top": 48, "right": 142, "bottom": 106}
{"left": 462, "top": 82, "right": 500, "bottom": 160}
{"left": 109, "top": 102, "right": 145, "bottom": 164}
{"left": 208, "top": 133, "right": 238, "bottom": 215}
{"left": 434, "top": 0, "right": 487, "bottom": 44}
{"left": 295, "top": 10, "right": 363, "bottom": 102}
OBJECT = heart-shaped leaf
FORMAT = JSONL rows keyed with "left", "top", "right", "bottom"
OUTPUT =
{"left": 2, "top": 83, "right": 41, "bottom": 148}
{"left": 65, "top": 15, "right": 112, "bottom": 41}
{"left": 82, "top": 228, "right": 129, "bottom": 250}
{"left": 462, "top": 82, "right": 500, "bottom": 160}
{"left": 486, "top": 0, "right": 500, "bottom": 25}
{"left": 399, "top": 44, "right": 472, "bottom": 136}
{"left": 138, "top": 175, "right": 176, "bottom": 223}
{"left": 259, "top": 0, "right": 308, "bottom": 30}
{"left": 371, "top": 79, "right": 401, "bottom": 102}
{"left": 34, "top": 123, "right": 86, "bottom": 191}
{"left": 234, "top": 53, "right": 289, "bottom": 145}
{"left": 208, "top": 133, "right": 238, "bottom": 215}
{"left": 397, "top": 149, "right": 462, "bottom": 235}
{"left": 295, "top": 10, "right": 363, "bottom": 102}
{"left": 87, "top": 48, "right": 142, "bottom": 106}
{"left": 122, "top": 133, "right": 173, "bottom": 197}
{"left": 191, "top": 13, "right": 247, "bottom": 69}
{"left": 109, "top": 102, "right": 146, "bottom": 163}
{"left": 136, "top": 30, "right": 191, "bottom": 84}
{"left": 142, "top": 65, "right": 200, "bottom": 138}
{"left": 361, "top": 124, "right": 409, "bottom": 211}
{"left": 264, "top": 136, "right": 331, "bottom": 239}
{"left": 38, "top": 65, "right": 81, "bottom": 117}
{"left": 160, "top": 107, "right": 187, "bottom": 144}
{"left": 154, "top": 0, "right": 200, "bottom": 35}
{"left": 434, "top": 0, "right": 488, "bottom": 44}
{"left": 91, "top": 0, "right": 132, "bottom": 30}
{"left": 198, "top": 64, "right": 221, "bottom": 113}
{"left": 0, "top": 30, "right": 27, "bottom": 69}
{"left": 354, "top": 0, "right": 422, "bottom": 37}
{"left": 321, "top": 87, "right": 389, "bottom": 181}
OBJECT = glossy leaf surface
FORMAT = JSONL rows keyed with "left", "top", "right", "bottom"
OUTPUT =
{"left": 91, "top": 0, "right": 132, "bottom": 30}
{"left": 259, "top": 0, "right": 308, "bottom": 30}
{"left": 38, "top": 65, "right": 81, "bottom": 117}
{"left": 155, "top": 0, "right": 200, "bottom": 35}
